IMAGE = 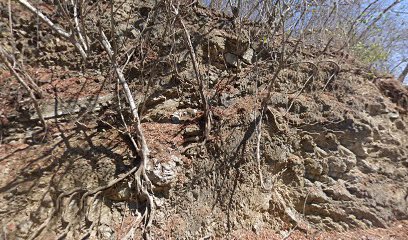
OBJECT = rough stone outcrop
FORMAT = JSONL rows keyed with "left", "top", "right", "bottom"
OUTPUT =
{"left": 0, "top": 1, "right": 407, "bottom": 239}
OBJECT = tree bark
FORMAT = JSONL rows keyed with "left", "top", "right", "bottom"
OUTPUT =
{"left": 398, "top": 63, "right": 408, "bottom": 83}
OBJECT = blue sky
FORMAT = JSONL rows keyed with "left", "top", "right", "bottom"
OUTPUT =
{"left": 387, "top": 0, "right": 408, "bottom": 83}
{"left": 200, "top": 0, "right": 408, "bottom": 82}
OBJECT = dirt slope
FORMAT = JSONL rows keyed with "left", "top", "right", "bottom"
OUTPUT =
{"left": 1, "top": 1, "right": 408, "bottom": 239}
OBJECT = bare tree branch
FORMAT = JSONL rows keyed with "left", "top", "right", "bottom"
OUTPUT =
{"left": 17, "top": 0, "right": 88, "bottom": 59}
{"left": 173, "top": 4, "right": 212, "bottom": 140}
{"left": 99, "top": 28, "right": 154, "bottom": 234}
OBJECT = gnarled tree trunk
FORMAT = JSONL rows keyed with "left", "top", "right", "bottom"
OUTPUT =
{"left": 398, "top": 63, "right": 408, "bottom": 83}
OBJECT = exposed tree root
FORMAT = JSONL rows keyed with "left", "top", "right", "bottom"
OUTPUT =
{"left": 28, "top": 188, "right": 83, "bottom": 240}
{"left": 27, "top": 158, "right": 152, "bottom": 239}
{"left": 99, "top": 28, "right": 155, "bottom": 238}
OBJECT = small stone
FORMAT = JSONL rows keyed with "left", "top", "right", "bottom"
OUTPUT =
{"left": 145, "top": 96, "right": 166, "bottom": 109}
{"left": 186, "top": 191, "right": 195, "bottom": 202}
{"left": 171, "top": 113, "right": 181, "bottom": 124}
{"left": 388, "top": 112, "right": 400, "bottom": 120}
{"left": 252, "top": 220, "right": 263, "bottom": 235}
{"left": 210, "top": 34, "right": 226, "bottom": 50}
{"left": 337, "top": 145, "right": 357, "bottom": 170}
{"left": 224, "top": 53, "right": 239, "bottom": 67}
{"left": 301, "top": 135, "right": 316, "bottom": 152}
{"left": 184, "top": 125, "right": 201, "bottom": 137}
{"left": 146, "top": 159, "right": 177, "bottom": 187}
{"left": 17, "top": 220, "right": 33, "bottom": 235}
{"left": 366, "top": 102, "right": 386, "bottom": 115}
{"left": 395, "top": 120, "right": 405, "bottom": 130}
{"left": 242, "top": 48, "right": 254, "bottom": 64}
{"left": 304, "top": 158, "right": 324, "bottom": 179}
{"left": 220, "top": 92, "right": 232, "bottom": 107}
{"left": 349, "top": 142, "right": 368, "bottom": 157}
{"left": 315, "top": 146, "right": 328, "bottom": 157}
{"left": 280, "top": 230, "right": 290, "bottom": 238}
{"left": 209, "top": 73, "right": 218, "bottom": 85}
{"left": 327, "top": 156, "right": 347, "bottom": 177}
{"left": 41, "top": 192, "right": 54, "bottom": 208}
{"left": 6, "top": 222, "right": 17, "bottom": 233}
{"left": 185, "top": 108, "right": 198, "bottom": 117}
{"left": 18, "top": 30, "right": 27, "bottom": 35}
{"left": 130, "top": 28, "right": 140, "bottom": 38}
{"left": 323, "top": 181, "right": 353, "bottom": 201}
{"left": 154, "top": 197, "right": 164, "bottom": 208}
{"left": 0, "top": 115, "right": 9, "bottom": 127}
{"left": 170, "top": 155, "right": 182, "bottom": 164}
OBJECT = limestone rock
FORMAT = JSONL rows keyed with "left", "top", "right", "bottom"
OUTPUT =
{"left": 183, "top": 125, "right": 201, "bottom": 137}
{"left": 210, "top": 34, "right": 226, "bottom": 51}
{"left": 304, "top": 158, "right": 324, "bottom": 179}
{"left": 366, "top": 102, "right": 387, "bottom": 116}
{"left": 146, "top": 158, "right": 178, "bottom": 187}
{"left": 327, "top": 156, "right": 348, "bottom": 178}
{"left": 241, "top": 48, "right": 254, "bottom": 64}
{"left": 388, "top": 111, "right": 400, "bottom": 120}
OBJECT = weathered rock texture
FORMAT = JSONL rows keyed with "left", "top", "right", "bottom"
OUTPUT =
{"left": 0, "top": 1, "right": 407, "bottom": 239}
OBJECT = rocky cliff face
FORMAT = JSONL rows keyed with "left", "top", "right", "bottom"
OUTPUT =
{"left": 0, "top": 1, "right": 407, "bottom": 239}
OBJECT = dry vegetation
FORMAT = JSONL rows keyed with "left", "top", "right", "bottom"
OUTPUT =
{"left": 0, "top": 0, "right": 408, "bottom": 239}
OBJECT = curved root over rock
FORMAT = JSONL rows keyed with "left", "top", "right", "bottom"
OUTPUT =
{"left": 28, "top": 157, "right": 155, "bottom": 240}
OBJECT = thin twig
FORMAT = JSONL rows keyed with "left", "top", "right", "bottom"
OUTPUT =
{"left": 0, "top": 46, "right": 47, "bottom": 130}
{"left": 173, "top": 4, "right": 212, "bottom": 141}
{"left": 17, "top": 0, "right": 87, "bottom": 59}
